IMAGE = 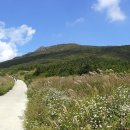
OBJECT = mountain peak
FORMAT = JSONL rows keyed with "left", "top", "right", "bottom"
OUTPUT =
{"left": 35, "top": 46, "right": 47, "bottom": 53}
{"left": 35, "top": 43, "right": 81, "bottom": 53}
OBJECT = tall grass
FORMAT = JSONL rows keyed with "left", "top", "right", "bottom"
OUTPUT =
{"left": 24, "top": 73, "right": 130, "bottom": 130}
{"left": 0, "top": 76, "right": 14, "bottom": 95}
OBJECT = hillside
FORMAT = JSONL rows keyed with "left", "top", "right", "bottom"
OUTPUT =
{"left": 0, "top": 43, "right": 130, "bottom": 76}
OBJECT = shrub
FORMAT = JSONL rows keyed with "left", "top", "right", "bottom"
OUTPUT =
{"left": 24, "top": 73, "right": 130, "bottom": 130}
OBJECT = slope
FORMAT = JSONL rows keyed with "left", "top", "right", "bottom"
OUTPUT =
{"left": 0, "top": 43, "right": 130, "bottom": 76}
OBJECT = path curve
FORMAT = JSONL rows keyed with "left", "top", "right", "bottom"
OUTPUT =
{"left": 0, "top": 80, "right": 27, "bottom": 130}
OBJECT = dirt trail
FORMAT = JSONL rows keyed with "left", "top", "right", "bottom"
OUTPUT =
{"left": 0, "top": 80, "right": 27, "bottom": 130}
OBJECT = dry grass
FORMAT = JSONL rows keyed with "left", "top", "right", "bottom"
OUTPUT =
{"left": 28, "top": 73, "right": 130, "bottom": 97}
{"left": 0, "top": 76, "right": 14, "bottom": 95}
{"left": 25, "top": 72, "right": 130, "bottom": 130}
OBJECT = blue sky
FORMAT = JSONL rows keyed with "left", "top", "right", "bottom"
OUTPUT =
{"left": 0, "top": 0, "right": 130, "bottom": 61}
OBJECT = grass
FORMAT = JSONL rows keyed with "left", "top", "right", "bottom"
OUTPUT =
{"left": 24, "top": 72, "right": 130, "bottom": 130}
{"left": 0, "top": 76, "right": 14, "bottom": 96}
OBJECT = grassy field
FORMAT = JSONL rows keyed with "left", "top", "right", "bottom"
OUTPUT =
{"left": 24, "top": 71, "right": 130, "bottom": 130}
{"left": 0, "top": 76, "right": 14, "bottom": 95}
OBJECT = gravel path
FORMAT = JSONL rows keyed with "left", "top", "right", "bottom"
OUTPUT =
{"left": 0, "top": 80, "right": 27, "bottom": 130}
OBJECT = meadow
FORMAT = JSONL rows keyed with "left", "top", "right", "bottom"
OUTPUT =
{"left": 0, "top": 75, "right": 14, "bottom": 95}
{"left": 24, "top": 71, "right": 130, "bottom": 130}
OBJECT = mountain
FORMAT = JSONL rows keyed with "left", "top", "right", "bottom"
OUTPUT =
{"left": 0, "top": 43, "right": 130, "bottom": 76}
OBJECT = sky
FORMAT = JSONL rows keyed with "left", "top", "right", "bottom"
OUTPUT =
{"left": 0, "top": 0, "right": 130, "bottom": 62}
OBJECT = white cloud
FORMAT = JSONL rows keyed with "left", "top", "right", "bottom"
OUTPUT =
{"left": 0, "top": 41, "right": 17, "bottom": 62}
{"left": 93, "top": 0, "right": 126, "bottom": 22}
{"left": 66, "top": 17, "right": 85, "bottom": 27}
{"left": 0, "top": 21, "right": 36, "bottom": 62}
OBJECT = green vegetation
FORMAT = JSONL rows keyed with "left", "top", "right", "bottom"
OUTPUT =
{"left": 33, "top": 57, "right": 130, "bottom": 77}
{"left": 0, "top": 76, "right": 14, "bottom": 95}
{"left": 25, "top": 72, "right": 130, "bottom": 130}
{"left": 0, "top": 44, "right": 130, "bottom": 77}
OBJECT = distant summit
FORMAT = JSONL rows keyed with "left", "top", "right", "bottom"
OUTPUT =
{"left": 0, "top": 43, "right": 130, "bottom": 76}
{"left": 35, "top": 43, "right": 81, "bottom": 54}
{"left": 35, "top": 46, "right": 47, "bottom": 53}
